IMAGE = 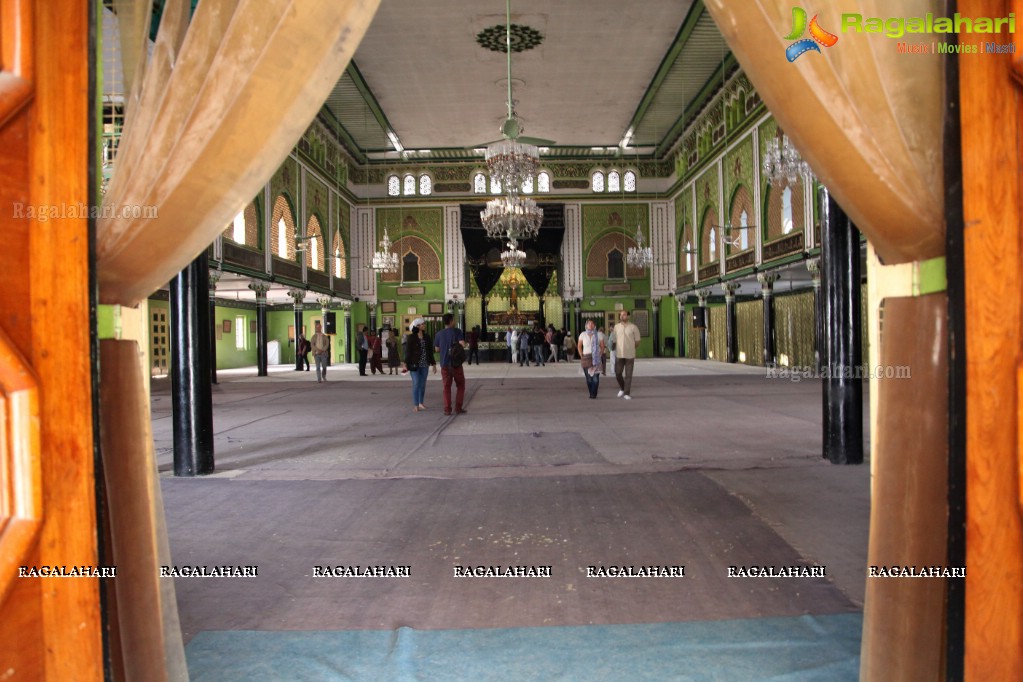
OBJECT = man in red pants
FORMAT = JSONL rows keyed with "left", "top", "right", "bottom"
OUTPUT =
{"left": 433, "top": 313, "right": 467, "bottom": 416}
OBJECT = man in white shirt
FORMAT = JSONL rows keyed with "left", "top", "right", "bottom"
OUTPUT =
{"left": 613, "top": 310, "right": 641, "bottom": 399}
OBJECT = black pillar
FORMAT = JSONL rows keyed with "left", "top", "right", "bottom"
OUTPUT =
{"left": 293, "top": 304, "right": 304, "bottom": 371}
{"left": 538, "top": 296, "right": 546, "bottom": 328}
{"left": 724, "top": 286, "right": 738, "bottom": 363}
{"left": 369, "top": 304, "right": 377, "bottom": 333}
{"left": 563, "top": 301, "right": 571, "bottom": 331}
{"left": 344, "top": 306, "right": 353, "bottom": 363}
{"left": 574, "top": 300, "right": 582, "bottom": 338}
{"left": 820, "top": 188, "right": 864, "bottom": 465}
{"left": 170, "top": 252, "right": 215, "bottom": 476}
{"left": 209, "top": 277, "right": 218, "bottom": 385}
{"left": 481, "top": 297, "right": 489, "bottom": 339}
{"left": 651, "top": 299, "right": 660, "bottom": 357}
{"left": 677, "top": 298, "right": 685, "bottom": 358}
{"left": 256, "top": 299, "right": 268, "bottom": 376}
{"left": 760, "top": 274, "right": 778, "bottom": 367}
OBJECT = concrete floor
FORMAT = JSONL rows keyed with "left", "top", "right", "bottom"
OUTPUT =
{"left": 152, "top": 358, "right": 870, "bottom": 640}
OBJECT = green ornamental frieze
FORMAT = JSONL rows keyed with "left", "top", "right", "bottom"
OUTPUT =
{"left": 376, "top": 206, "right": 443, "bottom": 251}
{"left": 694, "top": 165, "right": 720, "bottom": 227}
{"left": 270, "top": 157, "right": 299, "bottom": 204}
{"left": 305, "top": 173, "right": 330, "bottom": 225}
{"left": 582, "top": 204, "right": 649, "bottom": 250}
{"left": 723, "top": 136, "right": 754, "bottom": 199}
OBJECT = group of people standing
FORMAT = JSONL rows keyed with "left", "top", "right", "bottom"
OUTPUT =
{"left": 355, "top": 325, "right": 402, "bottom": 376}
{"left": 505, "top": 325, "right": 574, "bottom": 367}
{"left": 302, "top": 310, "right": 642, "bottom": 407}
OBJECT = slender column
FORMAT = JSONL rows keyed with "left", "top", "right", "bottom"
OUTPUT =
{"left": 650, "top": 297, "right": 661, "bottom": 357}
{"left": 318, "top": 296, "right": 333, "bottom": 365}
{"left": 677, "top": 294, "right": 685, "bottom": 358}
{"left": 288, "top": 288, "right": 305, "bottom": 371}
{"left": 208, "top": 268, "right": 221, "bottom": 384}
{"left": 342, "top": 301, "right": 353, "bottom": 363}
{"left": 170, "top": 252, "right": 214, "bottom": 476}
{"left": 481, "top": 296, "right": 489, "bottom": 339}
{"left": 574, "top": 298, "right": 582, "bottom": 337}
{"left": 367, "top": 302, "right": 377, "bottom": 333}
{"left": 819, "top": 188, "right": 863, "bottom": 465}
{"left": 696, "top": 289, "right": 711, "bottom": 361}
{"left": 806, "top": 257, "right": 823, "bottom": 371}
{"left": 723, "top": 283, "right": 740, "bottom": 363}
{"left": 249, "top": 280, "right": 271, "bottom": 376}
{"left": 758, "top": 273, "right": 780, "bottom": 366}
{"left": 453, "top": 295, "right": 465, "bottom": 330}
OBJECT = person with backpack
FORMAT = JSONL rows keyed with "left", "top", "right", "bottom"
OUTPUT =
{"left": 433, "top": 313, "right": 467, "bottom": 416}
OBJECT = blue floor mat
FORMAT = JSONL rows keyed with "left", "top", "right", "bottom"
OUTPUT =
{"left": 185, "top": 612, "right": 861, "bottom": 682}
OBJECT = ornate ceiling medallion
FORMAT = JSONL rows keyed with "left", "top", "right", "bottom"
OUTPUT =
{"left": 476, "top": 24, "right": 544, "bottom": 53}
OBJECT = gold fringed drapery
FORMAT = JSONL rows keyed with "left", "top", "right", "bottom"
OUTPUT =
{"left": 703, "top": 0, "right": 945, "bottom": 265}
{"left": 702, "top": 1, "right": 949, "bottom": 679}
{"left": 98, "top": 0, "right": 382, "bottom": 306}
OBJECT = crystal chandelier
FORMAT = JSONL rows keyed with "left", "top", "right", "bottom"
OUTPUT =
{"left": 480, "top": 193, "right": 543, "bottom": 241}
{"left": 370, "top": 227, "right": 399, "bottom": 272}
{"left": 762, "top": 133, "right": 814, "bottom": 186}
{"left": 485, "top": 139, "right": 539, "bottom": 193}
{"left": 626, "top": 225, "right": 653, "bottom": 269}
{"left": 500, "top": 238, "right": 526, "bottom": 268}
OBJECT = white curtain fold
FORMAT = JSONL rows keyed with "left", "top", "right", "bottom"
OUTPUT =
{"left": 704, "top": 0, "right": 945, "bottom": 265}
{"left": 99, "top": 0, "right": 382, "bottom": 305}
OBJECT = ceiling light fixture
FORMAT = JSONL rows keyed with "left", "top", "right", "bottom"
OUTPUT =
{"left": 481, "top": 193, "right": 543, "bottom": 242}
{"left": 500, "top": 238, "right": 527, "bottom": 268}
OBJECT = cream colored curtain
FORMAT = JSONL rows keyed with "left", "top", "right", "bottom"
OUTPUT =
{"left": 96, "top": 1, "right": 380, "bottom": 679}
{"left": 703, "top": 2, "right": 949, "bottom": 680}
{"left": 99, "top": 0, "right": 381, "bottom": 306}
{"left": 704, "top": 0, "right": 944, "bottom": 265}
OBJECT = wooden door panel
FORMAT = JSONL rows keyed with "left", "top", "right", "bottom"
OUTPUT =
{"left": 0, "top": 0, "right": 102, "bottom": 679}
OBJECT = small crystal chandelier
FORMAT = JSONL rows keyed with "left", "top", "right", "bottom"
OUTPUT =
{"left": 370, "top": 227, "right": 399, "bottom": 272}
{"left": 480, "top": 193, "right": 543, "bottom": 241}
{"left": 762, "top": 133, "right": 814, "bottom": 186}
{"left": 485, "top": 139, "right": 539, "bottom": 192}
{"left": 500, "top": 238, "right": 526, "bottom": 268}
{"left": 626, "top": 225, "right": 653, "bottom": 269}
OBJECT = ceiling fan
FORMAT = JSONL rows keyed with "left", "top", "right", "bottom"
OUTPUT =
{"left": 474, "top": 0, "right": 555, "bottom": 148}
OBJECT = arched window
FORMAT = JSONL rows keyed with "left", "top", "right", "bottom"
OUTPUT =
{"left": 782, "top": 187, "right": 794, "bottom": 234}
{"left": 223, "top": 200, "right": 260, "bottom": 248}
{"left": 685, "top": 240, "right": 693, "bottom": 272}
{"left": 231, "top": 213, "right": 245, "bottom": 243}
{"left": 403, "top": 174, "right": 416, "bottom": 196}
{"left": 709, "top": 227, "right": 717, "bottom": 260}
{"left": 387, "top": 175, "right": 400, "bottom": 196}
{"left": 490, "top": 176, "right": 502, "bottom": 194}
{"left": 402, "top": 251, "right": 420, "bottom": 282}
{"left": 474, "top": 173, "right": 487, "bottom": 194}
{"left": 419, "top": 174, "right": 432, "bottom": 195}
{"left": 521, "top": 176, "right": 534, "bottom": 194}
{"left": 592, "top": 171, "right": 605, "bottom": 193}
{"left": 623, "top": 170, "right": 637, "bottom": 192}
{"left": 607, "top": 248, "right": 624, "bottom": 279}
{"left": 537, "top": 171, "right": 551, "bottom": 193}
{"left": 271, "top": 195, "right": 296, "bottom": 260}
{"left": 739, "top": 209, "right": 749, "bottom": 250}
{"left": 333, "top": 229, "right": 347, "bottom": 279}
{"left": 305, "top": 215, "right": 324, "bottom": 271}
{"left": 607, "top": 170, "right": 620, "bottom": 193}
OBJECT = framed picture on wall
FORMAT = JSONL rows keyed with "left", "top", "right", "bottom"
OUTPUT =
{"left": 383, "top": 316, "right": 395, "bottom": 328}
{"left": 249, "top": 320, "right": 257, "bottom": 334}
{"left": 223, "top": 319, "right": 232, "bottom": 333}
{"left": 429, "top": 302, "right": 443, "bottom": 315}
{"left": 380, "top": 301, "right": 396, "bottom": 314}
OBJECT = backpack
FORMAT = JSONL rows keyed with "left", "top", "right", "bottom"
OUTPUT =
{"left": 449, "top": 341, "right": 466, "bottom": 368}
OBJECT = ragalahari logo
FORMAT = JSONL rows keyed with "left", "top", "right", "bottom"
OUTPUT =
{"left": 784, "top": 7, "right": 839, "bottom": 61}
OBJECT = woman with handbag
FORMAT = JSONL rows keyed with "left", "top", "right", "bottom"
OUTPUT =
{"left": 401, "top": 317, "right": 436, "bottom": 412}
{"left": 576, "top": 319, "right": 606, "bottom": 399}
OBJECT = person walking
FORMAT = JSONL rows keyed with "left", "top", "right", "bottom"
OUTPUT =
{"left": 356, "top": 324, "right": 368, "bottom": 376}
{"left": 401, "top": 317, "right": 436, "bottom": 412}
{"left": 310, "top": 321, "right": 331, "bottom": 383}
{"left": 434, "top": 313, "right": 467, "bottom": 415}
{"left": 507, "top": 327, "right": 517, "bottom": 364}
{"left": 369, "top": 328, "right": 384, "bottom": 375}
{"left": 519, "top": 327, "right": 530, "bottom": 366}
{"left": 296, "top": 332, "right": 311, "bottom": 371}
{"left": 613, "top": 309, "right": 642, "bottom": 400}
{"left": 563, "top": 328, "right": 575, "bottom": 361}
{"left": 532, "top": 325, "right": 546, "bottom": 366}
{"left": 385, "top": 329, "right": 400, "bottom": 374}
{"left": 467, "top": 325, "right": 481, "bottom": 365}
{"left": 546, "top": 325, "right": 558, "bottom": 364}
{"left": 577, "top": 319, "right": 606, "bottom": 399}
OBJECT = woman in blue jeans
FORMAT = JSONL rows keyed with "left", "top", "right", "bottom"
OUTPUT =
{"left": 576, "top": 319, "right": 606, "bottom": 399}
{"left": 401, "top": 317, "right": 436, "bottom": 412}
